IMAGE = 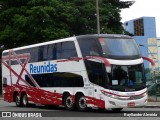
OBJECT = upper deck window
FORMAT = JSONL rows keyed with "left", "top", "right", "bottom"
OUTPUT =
{"left": 2, "top": 41, "right": 78, "bottom": 65}
{"left": 77, "top": 37, "right": 102, "bottom": 57}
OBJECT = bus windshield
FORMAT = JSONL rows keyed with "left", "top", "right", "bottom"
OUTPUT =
{"left": 107, "top": 64, "right": 146, "bottom": 91}
{"left": 99, "top": 38, "right": 141, "bottom": 59}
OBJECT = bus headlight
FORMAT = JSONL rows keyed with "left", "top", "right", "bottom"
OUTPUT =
{"left": 110, "top": 94, "right": 119, "bottom": 99}
{"left": 141, "top": 92, "right": 147, "bottom": 97}
{"left": 101, "top": 90, "right": 120, "bottom": 99}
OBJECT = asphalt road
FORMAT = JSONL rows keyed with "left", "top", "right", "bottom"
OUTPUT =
{"left": 0, "top": 100, "right": 160, "bottom": 120}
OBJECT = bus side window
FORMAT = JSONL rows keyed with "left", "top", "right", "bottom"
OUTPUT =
{"left": 61, "top": 41, "right": 77, "bottom": 59}
{"left": 56, "top": 43, "right": 62, "bottom": 59}
{"left": 52, "top": 44, "right": 57, "bottom": 60}
{"left": 77, "top": 38, "right": 102, "bottom": 57}
{"left": 31, "top": 72, "right": 84, "bottom": 87}
{"left": 47, "top": 44, "right": 54, "bottom": 60}
{"left": 43, "top": 45, "right": 48, "bottom": 61}
{"left": 84, "top": 60, "right": 107, "bottom": 87}
{"left": 28, "top": 47, "right": 36, "bottom": 62}
{"left": 3, "top": 77, "right": 7, "bottom": 87}
{"left": 55, "top": 41, "right": 77, "bottom": 59}
{"left": 38, "top": 46, "right": 44, "bottom": 61}
{"left": 25, "top": 75, "right": 36, "bottom": 87}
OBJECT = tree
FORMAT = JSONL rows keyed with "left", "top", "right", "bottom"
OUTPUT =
{"left": 0, "top": 0, "right": 134, "bottom": 49}
{"left": 0, "top": 0, "right": 73, "bottom": 48}
{"left": 64, "top": 0, "right": 134, "bottom": 35}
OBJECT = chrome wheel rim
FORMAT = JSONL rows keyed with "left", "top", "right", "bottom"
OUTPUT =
{"left": 66, "top": 96, "right": 73, "bottom": 108}
{"left": 16, "top": 96, "right": 20, "bottom": 105}
{"left": 23, "top": 95, "right": 27, "bottom": 106}
{"left": 79, "top": 96, "right": 86, "bottom": 109}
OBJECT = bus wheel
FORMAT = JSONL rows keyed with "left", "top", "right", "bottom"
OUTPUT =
{"left": 76, "top": 94, "right": 87, "bottom": 112}
{"left": 21, "top": 93, "right": 28, "bottom": 107}
{"left": 64, "top": 94, "right": 74, "bottom": 110}
{"left": 112, "top": 108, "right": 123, "bottom": 112}
{"left": 15, "top": 94, "right": 22, "bottom": 107}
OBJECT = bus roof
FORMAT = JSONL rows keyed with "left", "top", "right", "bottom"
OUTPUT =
{"left": 2, "top": 34, "right": 132, "bottom": 53}
{"left": 76, "top": 34, "right": 133, "bottom": 39}
{"left": 2, "top": 36, "right": 76, "bottom": 53}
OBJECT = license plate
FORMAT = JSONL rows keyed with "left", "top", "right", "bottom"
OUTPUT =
{"left": 128, "top": 102, "right": 135, "bottom": 107}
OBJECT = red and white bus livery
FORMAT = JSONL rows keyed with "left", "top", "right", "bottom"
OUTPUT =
{"left": 2, "top": 34, "right": 154, "bottom": 111}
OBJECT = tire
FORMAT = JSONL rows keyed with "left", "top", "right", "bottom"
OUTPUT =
{"left": 64, "top": 94, "right": 74, "bottom": 110}
{"left": 15, "top": 94, "right": 22, "bottom": 107}
{"left": 76, "top": 94, "right": 87, "bottom": 112}
{"left": 112, "top": 108, "right": 123, "bottom": 112}
{"left": 21, "top": 93, "right": 28, "bottom": 107}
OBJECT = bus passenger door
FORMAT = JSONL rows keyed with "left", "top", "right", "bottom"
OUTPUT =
{"left": 84, "top": 59, "right": 107, "bottom": 108}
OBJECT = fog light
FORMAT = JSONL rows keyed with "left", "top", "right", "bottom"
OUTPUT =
{"left": 109, "top": 101, "right": 116, "bottom": 106}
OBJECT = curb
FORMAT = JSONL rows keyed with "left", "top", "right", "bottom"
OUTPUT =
{"left": 144, "top": 105, "right": 160, "bottom": 108}
{"left": 138, "top": 105, "right": 160, "bottom": 108}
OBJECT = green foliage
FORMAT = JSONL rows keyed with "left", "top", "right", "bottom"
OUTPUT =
{"left": 0, "top": 0, "right": 134, "bottom": 49}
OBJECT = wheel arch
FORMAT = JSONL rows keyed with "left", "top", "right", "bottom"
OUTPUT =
{"left": 21, "top": 91, "right": 27, "bottom": 96}
{"left": 75, "top": 92, "right": 85, "bottom": 101}
{"left": 13, "top": 91, "right": 19, "bottom": 102}
{"left": 62, "top": 91, "right": 71, "bottom": 105}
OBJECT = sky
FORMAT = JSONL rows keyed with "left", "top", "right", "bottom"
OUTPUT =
{"left": 120, "top": 0, "right": 160, "bottom": 37}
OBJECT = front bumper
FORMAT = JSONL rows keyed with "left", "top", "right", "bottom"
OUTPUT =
{"left": 104, "top": 95, "right": 148, "bottom": 109}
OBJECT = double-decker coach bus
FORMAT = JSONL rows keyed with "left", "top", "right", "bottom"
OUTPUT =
{"left": 2, "top": 34, "right": 155, "bottom": 112}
